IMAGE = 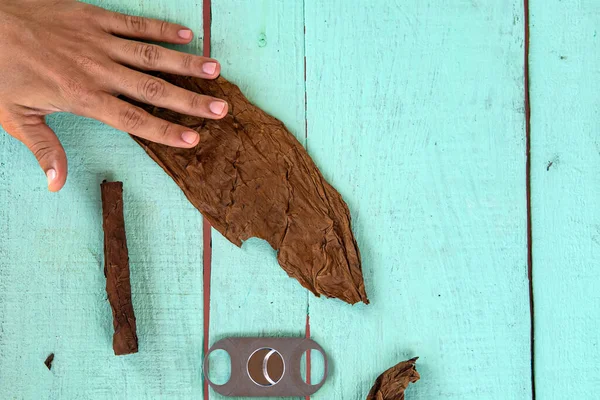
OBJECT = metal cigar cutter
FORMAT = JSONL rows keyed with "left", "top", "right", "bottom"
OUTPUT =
{"left": 203, "top": 337, "right": 328, "bottom": 397}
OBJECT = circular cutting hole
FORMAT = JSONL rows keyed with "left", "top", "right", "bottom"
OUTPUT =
{"left": 300, "top": 349, "right": 325, "bottom": 385}
{"left": 207, "top": 349, "right": 231, "bottom": 385}
{"left": 247, "top": 347, "right": 285, "bottom": 387}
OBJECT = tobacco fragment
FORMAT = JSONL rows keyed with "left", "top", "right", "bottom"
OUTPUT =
{"left": 101, "top": 181, "right": 138, "bottom": 355}
{"left": 44, "top": 353, "right": 54, "bottom": 370}
{"left": 127, "top": 74, "right": 368, "bottom": 304}
{"left": 366, "top": 357, "right": 420, "bottom": 400}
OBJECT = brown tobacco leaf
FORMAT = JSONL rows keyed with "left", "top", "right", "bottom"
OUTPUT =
{"left": 44, "top": 353, "right": 54, "bottom": 370}
{"left": 128, "top": 74, "right": 368, "bottom": 304}
{"left": 366, "top": 357, "right": 420, "bottom": 400}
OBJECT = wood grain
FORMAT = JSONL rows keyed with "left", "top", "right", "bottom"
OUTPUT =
{"left": 3, "top": 0, "right": 600, "bottom": 399}
{"left": 0, "top": 0, "right": 205, "bottom": 398}
{"left": 206, "top": 3, "right": 308, "bottom": 398}
{"left": 304, "top": 1, "right": 531, "bottom": 399}
{"left": 530, "top": 1, "right": 600, "bottom": 398}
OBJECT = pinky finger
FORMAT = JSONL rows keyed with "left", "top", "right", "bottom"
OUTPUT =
{"left": 84, "top": 94, "right": 200, "bottom": 148}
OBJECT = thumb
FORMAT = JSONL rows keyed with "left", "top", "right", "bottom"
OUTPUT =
{"left": 8, "top": 117, "right": 68, "bottom": 192}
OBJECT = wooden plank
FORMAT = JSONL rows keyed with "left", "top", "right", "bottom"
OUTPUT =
{"left": 0, "top": 1, "right": 206, "bottom": 398}
{"left": 304, "top": 1, "right": 531, "bottom": 399}
{"left": 207, "top": 3, "right": 308, "bottom": 396}
{"left": 530, "top": 1, "right": 600, "bottom": 398}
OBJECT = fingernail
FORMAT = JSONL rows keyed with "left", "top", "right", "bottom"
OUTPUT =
{"left": 202, "top": 62, "right": 217, "bottom": 75}
{"left": 46, "top": 169, "right": 57, "bottom": 185}
{"left": 178, "top": 29, "right": 192, "bottom": 39}
{"left": 181, "top": 131, "right": 199, "bottom": 144}
{"left": 209, "top": 101, "right": 226, "bottom": 115}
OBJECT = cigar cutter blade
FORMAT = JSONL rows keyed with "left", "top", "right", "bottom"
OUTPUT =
{"left": 203, "top": 337, "right": 328, "bottom": 397}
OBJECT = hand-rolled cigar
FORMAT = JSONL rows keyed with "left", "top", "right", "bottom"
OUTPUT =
{"left": 101, "top": 181, "right": 138, "bottom": 355}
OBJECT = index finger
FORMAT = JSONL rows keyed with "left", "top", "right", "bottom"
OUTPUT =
{"left": 98, "top": 9, "right": 194, "bottom": 44}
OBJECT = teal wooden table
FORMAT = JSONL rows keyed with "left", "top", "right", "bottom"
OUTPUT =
{"left": 1, "top": 1, "right": 598, "bottom": 399}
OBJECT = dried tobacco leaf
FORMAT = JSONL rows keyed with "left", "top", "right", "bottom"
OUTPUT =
{"left": 366, "top": 357, "right": 420, "bottom": 400}
{"left": 128, "top": 74, "right": 368, "bottom": 305}
{"left": 44, "top": 353, "right": 54, "bottom": 370}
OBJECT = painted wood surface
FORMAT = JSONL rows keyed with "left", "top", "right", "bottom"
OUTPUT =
{"left": 530, "top": 1, "right": 600, "bottom": 398}
{"left": 0, "top": 1, "right": 206, "bottom": 399}
{"left": 304, "top": 1, "right": 531, "bottom": 399}
{"left": 2, "top": 0, "right": 600, "bottom": 399}
{"left": 207, "top": 2, "right": 307, "bottom": 399}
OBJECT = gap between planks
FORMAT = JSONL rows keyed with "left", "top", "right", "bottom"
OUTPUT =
{"left": 303, "top": 0, "right": 311, "bottom": 398}
{"left": 524, "top": 0, "right": 536, "bottom": 398}
{"left": 202, "top": 1, "right": 212, "bottom": 399}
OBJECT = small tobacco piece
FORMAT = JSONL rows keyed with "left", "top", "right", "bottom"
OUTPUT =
{"left": 101, "top": 181, "right": 138, "bottom": 355}
{"left": 366, "top": 357, "right": 420, "bottom": 400}
{"left": 127, "top": 74, "right": 368, "bottom": 305}
{"left": 44, "top": 353, "right": 54, "bottom": 370}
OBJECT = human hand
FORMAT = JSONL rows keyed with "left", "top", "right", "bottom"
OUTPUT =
{"left": 0, "top": 0, "right": 227, "bottom": 191}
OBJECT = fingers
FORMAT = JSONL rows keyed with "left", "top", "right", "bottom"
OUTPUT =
{"left": 107, "top": 39, "right": 220, "bottom": 79}
{"left": 6, "top": 117, "right": 68, "bottom": 192}
{"left": 80, "top": 92, "right": 203, "bottom": 148}
{"left": 109, "top": 67, "right": 228, "bottom": 119}
{"left": 98, "top": 9, "right": 194, "bottom": 44}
